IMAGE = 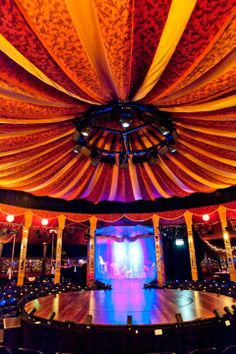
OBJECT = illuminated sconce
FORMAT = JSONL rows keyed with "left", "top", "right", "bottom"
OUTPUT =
{"left": 202, "top": 214, "right": 210, "bottom": 222}
{"left": 6, "top": 215, "right": 14, "bottom": 223}
{"left": 41, "top": 218, "right": 49, "bottom": 226}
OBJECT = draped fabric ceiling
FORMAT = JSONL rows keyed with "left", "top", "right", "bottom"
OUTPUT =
{"left": 0, "top": 0, "right": 236, "bottom": 203}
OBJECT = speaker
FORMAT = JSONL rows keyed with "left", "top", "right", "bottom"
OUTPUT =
{"left": 175, "top": 313, "right": 183, "bottom": 324}
{"left": 86, "top": 314, "right": 93, "bottom": 325}
{"left": 127, "top": 315, "right": 132, "bottom": 325}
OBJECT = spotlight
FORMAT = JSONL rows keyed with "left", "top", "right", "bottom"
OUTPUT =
{"left": 224, "top": 306, "right": 234, "bottom": 316}
{"left": 77, "top": 117, "right": 92, "bottom": 137}
{"left": 158, "top": 144, "right": 169, "bottom": 157}
{"left": 175, "top": 313, "right": 183, "bottom": 324}
{"left": 127, "top": 315, "right": 132, "bottom": 325}
{"left": 81, "top": 126, "right": 91, "bottom": 137}
{"left": 119, "top": 154, "right": 129, "bottom": 168}
{"left": 168, "top": 142, "right": 177, "bottom": 153}
{"left": 73, "top": 129, "right": 81, "bottom": 142}
{"left": 159, "top": 125, "right": 170, "bottom": 136}
{"left": 47, "top": 311, "right": 56, "bottom": 323}
{"left": 29, "top": 308, "right": 37, "bottom": 316}
{"left": 86, "top": 314, "right": 93, "bottom": 326}
{"left": 213, "top": 309, "right": 222, "bottom": 319}
{"left": 147, "top": 149, "right": 158, "bottom": 165}
{"left": 73, "top": 145, "right": 81, "bottom": 154}
{"left": 166, "top": 135, "right": 177, "bottom": 153}
{"left": 91, "top": 149, "right": 100, "bottom": 166}
{"left": 120, "top": 106, "right": 133, "bottom": 129}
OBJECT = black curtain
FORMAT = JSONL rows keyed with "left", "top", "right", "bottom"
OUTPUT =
{"left": 162, "top": 230, "right": 191, "bottom": 281}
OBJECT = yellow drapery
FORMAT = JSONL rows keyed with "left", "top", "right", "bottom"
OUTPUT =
{"left": 133, "top": 0, "right": 197, "bottom": 101}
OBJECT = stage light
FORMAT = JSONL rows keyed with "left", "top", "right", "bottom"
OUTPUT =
{"left": 224, "top": 306, "right": 234, "bottom": 316}
{"left": 202, "top": 214, "right": 210, "bottom": 222}
{"left": 159, "top": 125, "right": 170, "bottom": 136}
{"left": 73, "top": 129, "right": 81, "bottom": 142}
{"left": 41, "top": 218, "right": 49, "bottom": 226}
{"left": 81, "top": 125, "right": 91, "bottom": 137}
{"left": 147, "top": 149, "right": 159, "bottom": 165}
{"left": 168, "top": 142, "right": 177, "bottom": 153}
{"left": 120, "top": 106, "right": 133, "bottom": 129}
{"left": 47, "top": 311, "right": 56, "bottom": 323}
{"left": 175, "top": 239, "right": 184, "bottom": 246}
{"left": 86, "top": 314, "right": 93, "bottom": 326}
{"left": 158, "top": 144, "right": 169, "bottom": 157}
{"left": 213, "top": 309, "right": 222, "bottom": 319}
{"left": 73, "top": 145, "right": 81, "bottom": 154}
{"left": 91, "top": 148, "right": 100, "bottom": 166}
{"left": 127, "top": 315, "right": 132, "bottom": 325}
{"left": 175, "top": 313, "right": 183, "bottom": 324}
{"left": 6, "top": 214, "right": 14, "bottom": 223}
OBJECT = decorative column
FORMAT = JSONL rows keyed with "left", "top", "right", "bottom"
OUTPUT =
{"left": 218, "top": 206, "right": 236, "bottom": 281}
{"left": 184, "top": 211, "right": 198, "bottom": 281}
{"left": 17, "top": 211, "right": 33, "bottom": 286}
{"left": 41, "top": 242, "right": 47, "bottom": 277}
{"left": 87, "top": 216, "right": 97, "bottom": 285}
{"left": 54, "top": 215, "right": 66, "bottom": 284}
{"left": 152, "top": 215, "right": 165, "bottom": 287}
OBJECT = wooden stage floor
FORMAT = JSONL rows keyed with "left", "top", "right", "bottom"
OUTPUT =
{"left": 24, "top": 279, "right": 235, "bottom": 325}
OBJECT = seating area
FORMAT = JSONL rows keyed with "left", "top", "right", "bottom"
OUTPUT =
{"left": 0, "top": 279, "right": 236, "bottom": 353}
{"left": 1, "top": 345, "right": 236, "bottom": 354}
{"left": 0, "top": 280, "right": 111, "bottom": 319}
{"left": 145, "top": 279, "right": 236, "bottom": 298}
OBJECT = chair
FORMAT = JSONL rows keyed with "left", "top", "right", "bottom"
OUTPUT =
{"left": 0, "top": 345, "right": 12, "bottom": 354}
{"left": 17, "top": 349, "right": 44, "bottom": 354}
{"left": 145, "top": 352, "right": 176, "bottom": 354}
{"left": 222, "top": 345, "right": 236, "bottom": 354}
{"left": 187, "top": 348, "right": 218, "bottom": 354}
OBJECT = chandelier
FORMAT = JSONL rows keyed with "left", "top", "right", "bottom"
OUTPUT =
{"left": 73, "top": 102, "right": 177, "bottom": 167}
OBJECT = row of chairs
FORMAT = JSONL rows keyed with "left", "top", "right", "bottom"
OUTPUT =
{"left": 144, "top": 279, "right": 236, "bottom": 299}
{"left": 0, "top": 280, "right": 111, "bottom": 318}
{"left": 1, "top": 347, "right": 236, "bottom": 354}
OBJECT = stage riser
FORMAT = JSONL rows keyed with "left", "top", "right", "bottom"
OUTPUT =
{"left": 11, "top": 319, "right": 236, "bottom": 354}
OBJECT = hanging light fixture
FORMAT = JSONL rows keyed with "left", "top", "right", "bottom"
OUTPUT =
{"left": 73, "top": 102, "right": 177, "bottom": 167}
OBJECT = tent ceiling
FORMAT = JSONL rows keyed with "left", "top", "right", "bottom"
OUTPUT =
{"left": 0, "top": 0, "right": 235, "bottom": 203}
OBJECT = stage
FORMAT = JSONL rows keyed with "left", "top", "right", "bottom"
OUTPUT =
{"left": 24, "top": 279, "right": 235, "bottom": 326}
